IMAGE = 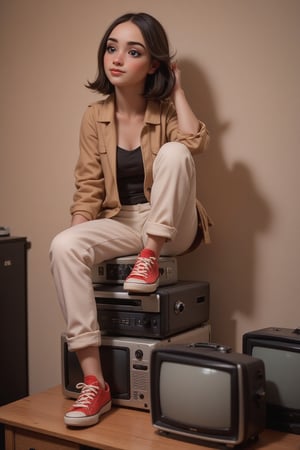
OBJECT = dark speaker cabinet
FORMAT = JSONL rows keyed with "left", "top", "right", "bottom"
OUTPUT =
{"left": 0, "top": 236, "right": 30, "bottom": 406}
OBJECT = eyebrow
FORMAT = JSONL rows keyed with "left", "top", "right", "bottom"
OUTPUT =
{"left": 107, "top": 37, "right": 146, "bottom": 49}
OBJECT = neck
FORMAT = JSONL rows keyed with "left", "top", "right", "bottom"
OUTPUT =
{"left": 114, "top": 88, "right": 147, "bottom": 117}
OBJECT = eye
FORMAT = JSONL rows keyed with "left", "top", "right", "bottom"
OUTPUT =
{"left": 106, "top": 45, "right": 116, "bottom": 54}
{"left": 128, "top": 49, "right": 141, "bottom": 57}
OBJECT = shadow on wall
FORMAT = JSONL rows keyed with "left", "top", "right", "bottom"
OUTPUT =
{"left": 178, "top": 59, "right": 273, "bottom": 349}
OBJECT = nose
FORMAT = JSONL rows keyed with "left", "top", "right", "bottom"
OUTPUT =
{"left": 113, "top": 52, "right": 124, "bottom": 66}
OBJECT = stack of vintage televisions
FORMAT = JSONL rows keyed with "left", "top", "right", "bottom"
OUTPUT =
{"left": 61, "top": 256, "right": 300, "bottom": 446}
{"left": 61, "top": 255, "right": 211, "bottom": 411}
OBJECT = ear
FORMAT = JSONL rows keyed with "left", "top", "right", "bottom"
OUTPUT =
{"left": 148, "top": 60, "right": 160, "bottom": 74}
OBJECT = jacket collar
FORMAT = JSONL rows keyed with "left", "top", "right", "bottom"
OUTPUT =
{"left": 94, "top": 94, "right": 161, "bottom": 125}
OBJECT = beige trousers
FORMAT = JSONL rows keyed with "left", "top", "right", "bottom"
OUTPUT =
{"left": 49, "top": 142, "right": 198, "bottom": 351}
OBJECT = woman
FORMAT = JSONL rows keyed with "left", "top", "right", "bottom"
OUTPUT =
{"left": 50, "top": 12, "right": 210, "bottom": 427}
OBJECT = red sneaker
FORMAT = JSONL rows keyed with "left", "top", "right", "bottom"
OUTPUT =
{"left": 64, "top": 375, "right": 111, "bottom": 427}
{"left": 123, "top": 249, "right": 159, "bottom": 293}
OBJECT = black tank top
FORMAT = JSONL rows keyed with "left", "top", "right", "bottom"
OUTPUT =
{"left": 116, "top": 146, "right": 148, "bottom": 205}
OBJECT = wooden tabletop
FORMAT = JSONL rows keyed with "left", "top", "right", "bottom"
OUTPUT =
{"left": 0, "top": 385, "right": 299, "bottom": 450}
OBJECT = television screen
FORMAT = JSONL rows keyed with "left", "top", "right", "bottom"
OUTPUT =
{"left": 252, "top": 346, "right": 300, "bottom": 409}
{"left": 159, "top": 362, "right": 232, "bottom": 430}
{"left": 63, "top": 340, "right": 130, "bottom": 399}
{"left": 100, "top": 346, "right": 130, "bottom": 399}
{"left": 243, "top": 327, "right": 300, "bottom": 434}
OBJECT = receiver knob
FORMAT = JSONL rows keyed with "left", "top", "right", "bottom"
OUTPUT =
{"left": 135, "top": 349, "right": 143, "bottom": 360}
{"left": 174, "top": 300, "right": 185, "bottom": 314}
{"left": 142, "top": 318, "right": 151, "bottom": 327}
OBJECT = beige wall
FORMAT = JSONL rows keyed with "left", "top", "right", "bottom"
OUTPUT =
{"left": 1, "top": 0, "right": 299, "bottom": 394}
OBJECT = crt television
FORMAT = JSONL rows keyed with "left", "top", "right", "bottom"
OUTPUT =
{"left": 150, "top": 342, "right": 266, "bottom": 447}
{"left": 243, "top": 326, "right": 300, "bottom": 434}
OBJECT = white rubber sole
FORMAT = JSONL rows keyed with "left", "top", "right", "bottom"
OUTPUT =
{"left": 123, "top": 278, "right": 159, "bottom": 293}
{"left": 64, "top": 400, "right": 112, "bottom": 427}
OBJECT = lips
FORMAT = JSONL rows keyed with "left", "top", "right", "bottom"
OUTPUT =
{"left": 110, "top": 69, "right": 124, "bottom": 76}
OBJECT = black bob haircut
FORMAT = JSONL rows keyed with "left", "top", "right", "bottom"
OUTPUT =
{"left": 86, "top": 12, "right": 176, "bottom": 100}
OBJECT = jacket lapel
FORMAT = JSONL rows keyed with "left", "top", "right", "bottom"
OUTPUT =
{"left": 95, "top": 95, "right": 118, "bottom": 179}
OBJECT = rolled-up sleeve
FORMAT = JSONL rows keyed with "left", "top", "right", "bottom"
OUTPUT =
{"left": 164, "top": 102, "right": 209, "bottom": 155}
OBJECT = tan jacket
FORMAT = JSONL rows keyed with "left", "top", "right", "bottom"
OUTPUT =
{"left": 71, "top": 95, "right": 212, "bottom": 246}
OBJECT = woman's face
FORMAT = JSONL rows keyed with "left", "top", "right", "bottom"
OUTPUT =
{"left": 104, "top": 21, "right": 157, "bottom": 91}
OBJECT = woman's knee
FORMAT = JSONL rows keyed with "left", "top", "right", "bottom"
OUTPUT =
{"left": 161, "top": 141, "right": 188, "bottom": 154}
{"left": 49, "top": 229, "right": 77, "bottom": 262}
{"left": 155, "top": 142, "right": 195, "bottom": 171}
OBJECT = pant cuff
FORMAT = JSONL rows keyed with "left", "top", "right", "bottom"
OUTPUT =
{"left": 145, "top": 222, "right": 177, "bottom": 240}
{"left": 67, "top": 330, "right": 101, "bottom": 352}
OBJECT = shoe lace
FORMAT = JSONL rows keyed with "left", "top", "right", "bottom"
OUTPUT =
{"left": 73, "top": 382, "right": 100, "bottom": 409}
{"left": 130, "top": 256, "right": 156, "bottom": 277}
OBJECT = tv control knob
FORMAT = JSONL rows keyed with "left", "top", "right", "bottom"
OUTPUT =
{"left": 174, "top": 300, "right": 185, "bottom": 314}
{"left": 135, "top": 349, "right": 143, "bottom": 360}
{"left": 142, "top": 318, "right": 151, "bottom": 327}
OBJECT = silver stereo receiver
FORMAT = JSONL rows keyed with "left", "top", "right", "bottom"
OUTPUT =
{"left": 61, "top": 324, "right": 211, "bottom": 411}
{"left": 92, "top": 255, "right": 178, "bottom": 286}
{"left": 94, "top": 280, "right": 210, "bottom": 339}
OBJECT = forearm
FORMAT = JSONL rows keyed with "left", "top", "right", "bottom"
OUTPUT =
{"left": 173, "top": 88, "right": 200, "bottom": 134}
{"left": 171, "top": 63, "right": 200, "bottom": 134}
